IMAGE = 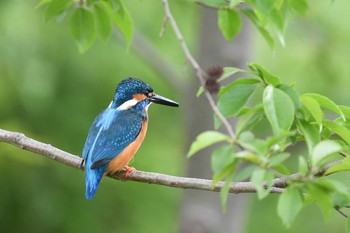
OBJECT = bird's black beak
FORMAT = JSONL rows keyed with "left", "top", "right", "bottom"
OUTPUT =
{"left": 148, "top": 94, "right": 179, "bottom": 107}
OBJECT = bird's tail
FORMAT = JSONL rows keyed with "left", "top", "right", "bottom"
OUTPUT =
{"left": 85, "top": 155, "right": 106, "bottom": 200}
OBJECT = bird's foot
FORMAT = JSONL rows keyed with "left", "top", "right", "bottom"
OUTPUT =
{"left": 124, "top": 165, "right": 135, "bottom": 177}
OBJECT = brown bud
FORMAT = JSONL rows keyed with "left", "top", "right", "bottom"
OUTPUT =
{"left": 207, "top": 66, "right": 224, "bottom": 79}
{"left": 205, "top": 78, "right": 220, "bottom": 94}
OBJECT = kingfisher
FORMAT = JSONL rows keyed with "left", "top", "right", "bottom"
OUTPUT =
{"left": 81, "top": 78, "right": 179, "bottom": 199}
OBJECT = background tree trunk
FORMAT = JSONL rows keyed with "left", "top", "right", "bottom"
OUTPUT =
{"left": 180, "top": 7, "right": 252, "bottom": 233}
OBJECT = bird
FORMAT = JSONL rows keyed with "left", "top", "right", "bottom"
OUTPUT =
{"left": 81, "top": 78, "right": 179, "bottom": 200}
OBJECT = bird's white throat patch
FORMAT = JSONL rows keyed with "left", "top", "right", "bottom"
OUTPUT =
{"left": 145, "top": 102, "right": 152, "bottom": 111}
{"left": 116, "top": 99, "right": 138, "bottom": 110}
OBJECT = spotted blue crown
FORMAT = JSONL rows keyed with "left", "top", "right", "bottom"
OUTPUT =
{"left": 111, "top": 78, "right": 153, "bottom": 108}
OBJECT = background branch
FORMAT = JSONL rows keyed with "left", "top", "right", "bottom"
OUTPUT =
{"left": 161, "top": 0, "right": 236, "bottom": 140}
{"left": 0, "top": 128, "right": 284, "bottom": 194}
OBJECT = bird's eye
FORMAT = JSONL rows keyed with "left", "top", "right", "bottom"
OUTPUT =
{"left": 147, "top": 92, "right": 154, "bottom": 97}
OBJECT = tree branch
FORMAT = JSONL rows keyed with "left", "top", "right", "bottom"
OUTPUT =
{"left": 0, "top": 128, "right": 284, "bottom": 194}
{"left": 1, "top": 128, "right": 344, "bottom": 194}
{"left": 272, "top": 160, "right": 344, "bottom": 188}
{"left": 161, "top": 0, "right": 236, "bottom": 140}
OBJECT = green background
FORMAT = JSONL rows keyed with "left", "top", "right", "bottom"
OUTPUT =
{"left": 0, "top": 0, "right": 350, "bottom": 232}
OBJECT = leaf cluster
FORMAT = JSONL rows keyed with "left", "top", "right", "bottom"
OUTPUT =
{"left": 36, "top": 0, "right": 133, "bottom": 52}
{"left": 198, "top": 0, "right": 308, "bottom": 47}
{"left": 189, "top": 64, "right": 350, "bottom": 228}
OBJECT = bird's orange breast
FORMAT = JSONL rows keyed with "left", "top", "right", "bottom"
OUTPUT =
{"left": 105, "top": 119, "right": 148, "bottom": 175}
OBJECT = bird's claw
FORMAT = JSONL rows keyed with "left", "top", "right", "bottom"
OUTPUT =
{"left": 124, "top": 165, "right": 135, "bottom": 177}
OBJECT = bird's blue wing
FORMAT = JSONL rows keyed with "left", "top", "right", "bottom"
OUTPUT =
{"left": 82, "top": 106, "right": 145, "bottom": 199}
{"left": 82, "top": 114, "right": 101, "bottom": 161}
{"left": 83, "top": 107, "right": 144, "bottom": 169}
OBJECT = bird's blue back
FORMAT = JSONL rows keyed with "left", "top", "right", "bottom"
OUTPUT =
{"left": 82, "top": 100, "right": 148, "bottom": 199}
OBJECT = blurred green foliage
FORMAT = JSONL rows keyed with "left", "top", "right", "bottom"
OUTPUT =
{"left": 0, "top": 0, "right": 189, "bottom": 232}
{"left": 249, "top": 1, "right": 350, "bottom": 232}
{"left": 2, "top": 0, "right": 350, "bottom": 232}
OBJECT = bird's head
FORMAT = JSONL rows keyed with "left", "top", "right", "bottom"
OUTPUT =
{"left": 111, "top": 78, "right": 179, "bottom": 110}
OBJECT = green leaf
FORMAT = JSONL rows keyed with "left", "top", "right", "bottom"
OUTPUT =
{"left": 236, "top": 108, "right": 264, "bottom": 136}
{"left": 325, "top": 157, "right": 350, "bottom": 175}
{"left": 321, "top": 125, "right": 332, "bottom": 140}
{"left": 217, "top": 67, "right": 243, "bottom": 82}
{"left": 263, "top": 85, "right": 295, "bottom": 136}
{"left": 196, "top": 67, "right": 243, "bottom": 97}
{"left": 218, "top": 8, "right": 241, "bottom": 41}
{"left": 251, "top": 168, "right": 274, "bottom": 199}
{"left": 323, "top": 120, "right": 350, "bottom": 145}
{"left": 94, "top": 2, "right": 112, "bottom": 41}
{"left": 339, "top": 105, "right": 350, "bottom": 120}
{"left": 317, "top": 178, "right": 350, "bottom": 200}
{"left": 266, "top": 132, "right": 294, "bottom": 151}
{"left": 277, "top": 187, "right": 303, "bottom": 227}
{"left": 307, "top": 183, "right": 333, "bottom": 220}
{"left": 211, "top": 145, "right": 235, "bottom": 173}
{"left": 297, "top": 119, "right": 320, "bottom": 155}
{"left": 109, "top": 0, "right": 134, "bottom": 48}
{"left": 270, "top": 9, "right": 286, "bottom": 47}
{"left": 217, "top": 79, "right": 257, "bottom": 117}
{"left": 187, "top": 131, "right": 230, "bottom": 157}
{"left": 311, "top": 140, "right": 342, "bottom": 167}
{"left": 237, "top": 104, "right": 263, "bottom": 116}
{"left": 250, "top": 0, "right": 275, "bottom": 15}
{"left": 220, "top": 168, "right": 235, "bottom": 212}
{"left": 35, "top": 0, "right": 51, "bottom": 9}
{"left": 235, "top": 151, "right": 260, "bottom": 163}
{"left": 213, "top": 162, "right": 238, "bottom": 185}
{"left": 303, "top": 93, "right": 345, "bottom": 121}
{"left": 277, "top": 84, "right": 300, "bottom": 110}
{"left": 298, "top": 156, "right": 308, "bottom": 176}
{"left": 288, "top": 0, "right": 308, "bottom": 15}
{"left": 229, "top": 0, "right": 241, "bottom": 8}
{"left": 70, "top": 7, "right": 96, "bottom": 53}
{"left": 300, "top": 95, "right": 323, "bottom": 127}
{"left": 269, "top": 152, "right": 290, "bottom": 166}
{"left": 272, "top": 164, "right": 290, "bottom": 175}
{"left": 241, "top": 8, "right": 274, "bottom": 48}
{"left": 238, "top": 131, "right": 268, "bottom": 156}
{"left": 196, "top": 87, "right": 204, "bottom": 98}
{"left": 249, "top": 64, "right": 280, "bottom": 86}
{"left": 233, "top": 165, "right": 256, "bottom": 182}
{"left": 214, "top": 114, "right": 221, "bottom": 130}
{"left": 44, "top": 0, "right": 72, "bottom": 22}
{"left": 347, "top": 212, "right": 350, "bottom": 233}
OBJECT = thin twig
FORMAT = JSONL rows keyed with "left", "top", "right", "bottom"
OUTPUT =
{"left": 161, "top": 0, "right": 236, "bottom": 140}
{"left": 0, "top": 128, "right": 283, "bottom": 194}
{"left": 336, "top": 208, "right": 348, "bottom": 218}
{"left": 159, "top": 15, "right": 169, "bottom": 37}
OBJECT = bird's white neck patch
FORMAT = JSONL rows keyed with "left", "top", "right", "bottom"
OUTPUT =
{"left": 145, "top": 102, "right": 152, "bottom": 111}
{"left": 116, "top": 99, "right": 138, "bottom": 110}
{"left": 108, "top": 101, "right": 113, "bottom": 108}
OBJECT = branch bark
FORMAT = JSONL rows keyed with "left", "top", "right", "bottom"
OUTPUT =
{"left": 0, "top": 128, "right": 284, "bottom": 194}
{"left": 272, "top": 160, "right": 343, "bottom": 188}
